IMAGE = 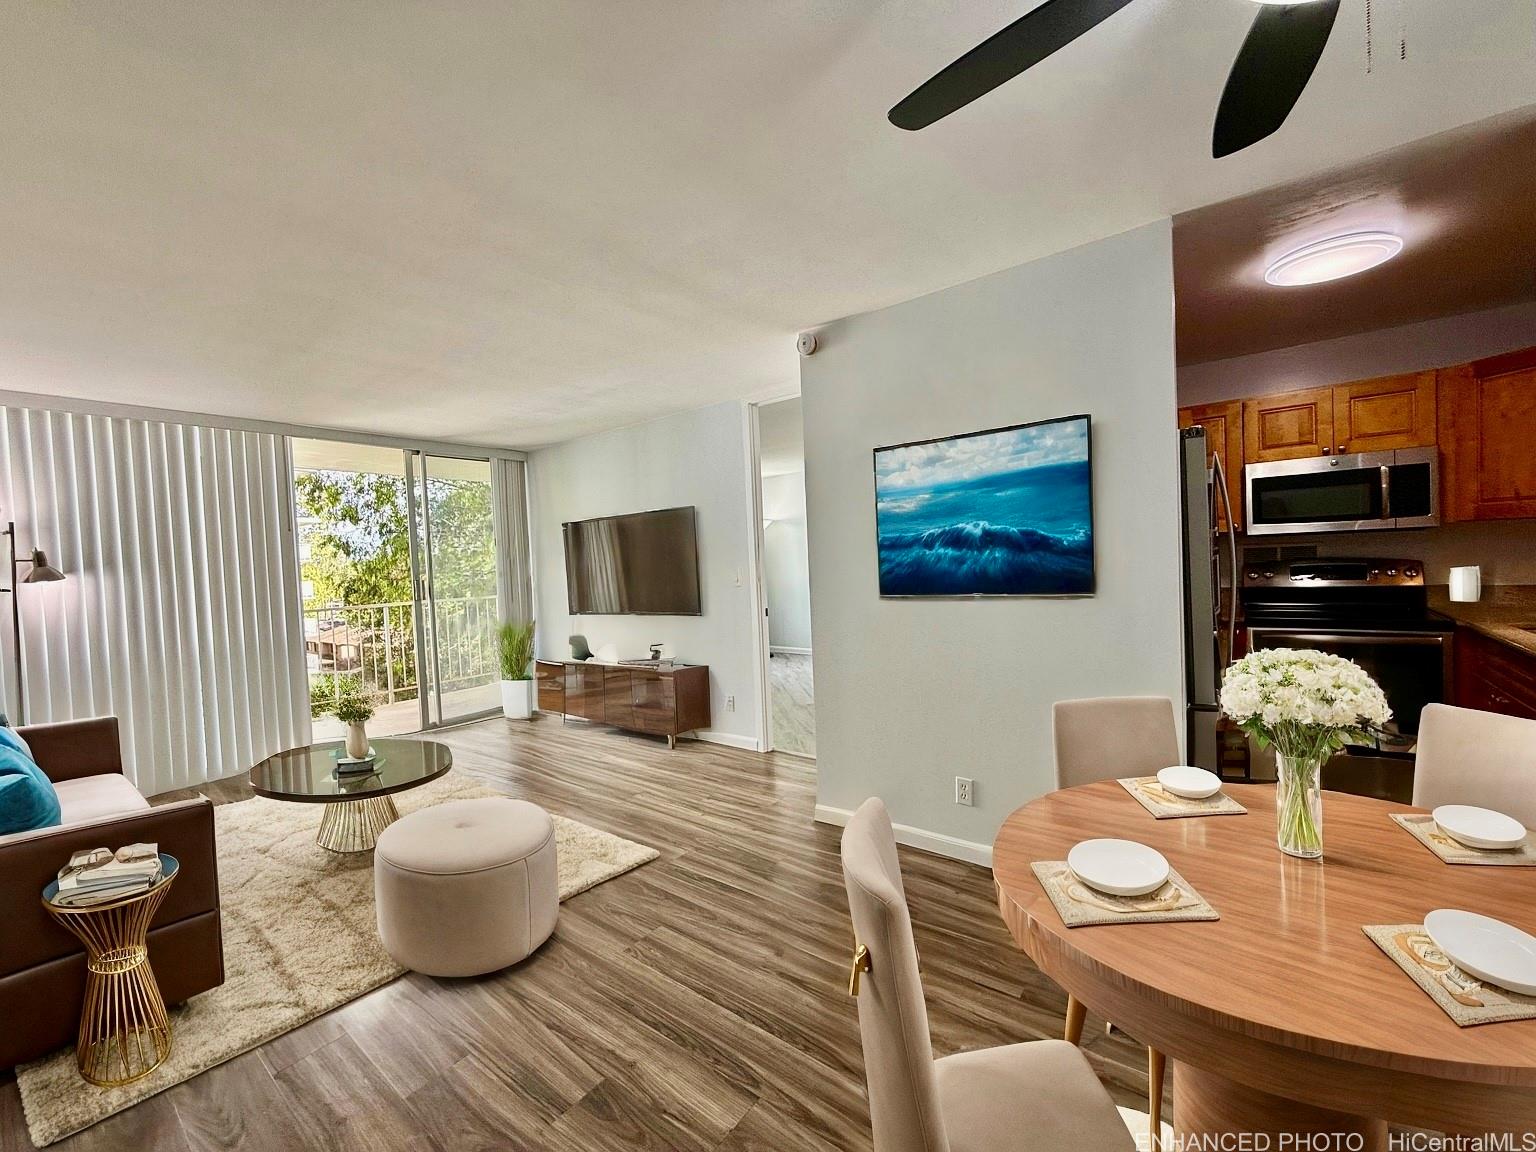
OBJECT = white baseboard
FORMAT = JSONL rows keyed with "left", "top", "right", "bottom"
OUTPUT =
{"left": 814, "top": 804, "right": 993, "bottom": 868}
{"left": 695, "top": 730, "right": 763, "bottom": 752}
{"left": 769, "top": 646, "right": 812, "bottom": 656}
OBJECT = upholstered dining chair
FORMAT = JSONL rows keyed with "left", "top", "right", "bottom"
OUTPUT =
{"left": 1413, "top": 703, "right": 1536, "bottom": 827}
{"left": 1051, "top": 695, "right": 1179, "bottom": 1142}
{"left": 839, "top": 797, "right": 1135, "bottom": 1152}
{"left": 1052, "top": 696, "right": 1181, "bottom": 790}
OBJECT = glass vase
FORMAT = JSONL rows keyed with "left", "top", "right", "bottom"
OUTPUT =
{"left": 1275, "top": 752, "right": 1324, "bottom": 859}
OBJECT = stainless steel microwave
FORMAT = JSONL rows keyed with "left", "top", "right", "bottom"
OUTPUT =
{"left": 1244, "top": 447, "right": 1439, "bottom": 536}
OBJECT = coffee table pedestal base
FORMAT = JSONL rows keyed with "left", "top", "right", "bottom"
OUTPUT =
{"left": 1175, "top": 1062, "right": 1387, "bottom": 1152}
{"left": 318, "top": 794, "right": 400, "bottom": 853}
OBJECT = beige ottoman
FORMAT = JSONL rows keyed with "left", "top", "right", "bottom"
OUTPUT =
{"left": 374, "top": 797, "right": 558, "bottom": 977}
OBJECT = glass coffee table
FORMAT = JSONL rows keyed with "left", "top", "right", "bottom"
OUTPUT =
{"left": 249, "top": 739, "right": 453, "bottom": 853}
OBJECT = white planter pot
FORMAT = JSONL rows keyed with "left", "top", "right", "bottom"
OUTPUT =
{"left": 345, "top": 721, "right": 370, "bottom": 759}
{"left": 501, "top": 679, "right": 534, "bottom": 720}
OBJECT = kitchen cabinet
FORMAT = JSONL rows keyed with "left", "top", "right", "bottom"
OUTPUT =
{"left": 1241, "top": 375, "right": 1436, "bottom": 465}
{"left": 1243, "top": 388, "right": 1334, "bottom": 463}
{"left": 1439, "top": 348, "right": 1536, "bottom": 522}
{"left": 1178, "top": 400, "right": 1243, "bottom": 530}
{"left": 1333, "top": 371, "right": 1437, "bottom": 455}
{"left": 1454, "top": 628, "right": 1536, "bottom": 721}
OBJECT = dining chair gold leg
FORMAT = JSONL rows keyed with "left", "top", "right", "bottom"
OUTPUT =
{"left": 1148, "top": 1047, "right": 1166, "bottom": 1151}
{"left": 1063, "top": 993, "right": 1086, "bottom": 1046}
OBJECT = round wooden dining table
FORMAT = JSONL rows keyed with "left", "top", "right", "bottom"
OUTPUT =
{"left": 992, "top": 782, "right": 1536, "bottom": 1145}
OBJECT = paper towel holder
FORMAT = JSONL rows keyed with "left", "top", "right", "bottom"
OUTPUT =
{"left": 1449, "top": 565, "right": 1482, "bottom": 604}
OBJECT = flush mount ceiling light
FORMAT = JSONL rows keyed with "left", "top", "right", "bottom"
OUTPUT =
{"left": 1263, "top": 231, "right": 1404, "bottom": 287}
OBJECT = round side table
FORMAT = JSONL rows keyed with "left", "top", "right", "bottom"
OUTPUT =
{"left": 42, "top": 854, "right": 179, "bottom": 1086}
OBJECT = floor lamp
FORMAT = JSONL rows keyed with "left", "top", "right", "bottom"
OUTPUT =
{"left": 3, "top": 522, "right": 65, "bottom": 724}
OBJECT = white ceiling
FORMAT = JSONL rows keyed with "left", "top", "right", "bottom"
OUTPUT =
{"left": 1175, "top": 109, "right": 1536, "bottom": 364}
{"left": 4, "top": 2, "right": 1535, "bottom": 449}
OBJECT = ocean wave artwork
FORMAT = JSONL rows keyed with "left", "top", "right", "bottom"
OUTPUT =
{"left": 874, "top": 416, "right": 1094, "bottom": 597}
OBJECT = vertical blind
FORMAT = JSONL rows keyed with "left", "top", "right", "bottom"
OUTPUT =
{"left": 0, "top": 406, "right": 310, "bottom": 796}
{"left": 490, "top": 458, "right": 535, "bottom": 627}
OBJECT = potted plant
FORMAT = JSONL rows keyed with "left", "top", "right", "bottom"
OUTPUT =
{"left": 1219, "top": 648, "right": 1391, "bottom": 860}
{"left": 332, "top": 690, "right": 377, "bottom": 760}
{"left": 498, "top": 620, "right": 537, "bottom": 720}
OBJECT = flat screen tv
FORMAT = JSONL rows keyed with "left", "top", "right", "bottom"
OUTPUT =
{"left": 563, "top": 506, "right": 702, "bottom": 615}
{"left": 872, "top": 414, "right": 1094, "bottom": 598}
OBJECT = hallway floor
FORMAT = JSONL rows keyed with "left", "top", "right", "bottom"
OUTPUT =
{"left": 769, "top": 651, "right": 815, "bottom": 757}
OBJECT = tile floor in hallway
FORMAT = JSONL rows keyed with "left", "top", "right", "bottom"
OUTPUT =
{"left": 769, "top": 651, "right": 815, "bottom": 757}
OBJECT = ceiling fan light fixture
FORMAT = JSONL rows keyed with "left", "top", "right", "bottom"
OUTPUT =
{"left": 1263, "top": 231, "right": 1404, "bottom": 287}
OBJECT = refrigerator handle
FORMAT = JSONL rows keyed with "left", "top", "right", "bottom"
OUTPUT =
{"left": 1210, "top": 452, "right": 1240, "bottom": 669}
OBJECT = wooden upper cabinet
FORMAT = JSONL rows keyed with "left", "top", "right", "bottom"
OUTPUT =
{"left": 1178, "top": 400, "right": 1244, "bottom": 530}
{"left": 1439, "top": 348, "right": 1536, "bottom": 522}
{"left": 1333, "top": 371, "right": 1437, "bottom": 454}
{"left": 1243, "top": 388, "right": 1334, "bottom": 463}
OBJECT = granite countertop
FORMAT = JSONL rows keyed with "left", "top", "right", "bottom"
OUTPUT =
{"left": 1429, "top": 584, "right": 1536, "bottom": 658}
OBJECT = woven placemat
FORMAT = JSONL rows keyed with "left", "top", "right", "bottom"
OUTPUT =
{"left": 1031, "top": 861, "right": 1219, "bottom": 927}
{"left": 1391, "top": 813, "right": 1536, "bottom": 866}
{"left": 1364, "top": 924, "right": 1536, "bottom": 1026}
{"left": 1117, "top": 776, "right": 1247, "bottom": 820}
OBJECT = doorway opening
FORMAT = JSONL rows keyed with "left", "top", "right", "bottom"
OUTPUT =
{"left": 291, "top": 439, "right": 501, "bottom": 738}
{"left": 754, "top": 398, "right": 815, "bottom": 757}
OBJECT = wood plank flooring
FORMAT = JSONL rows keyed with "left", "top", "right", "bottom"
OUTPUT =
{"left": 0, "top": 716, "right": 1147, "bottom": 1151}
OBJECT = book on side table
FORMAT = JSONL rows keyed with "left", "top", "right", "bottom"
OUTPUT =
{"left": 52, "top": 843, "right": 164, "bottom": 907}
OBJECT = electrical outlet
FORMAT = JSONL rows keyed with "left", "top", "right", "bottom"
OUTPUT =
{"left": 726, "top": 695, "right": 736, "bottom": 712}
{"left": 955, "top": 777, "right": 974, "bottom": 806}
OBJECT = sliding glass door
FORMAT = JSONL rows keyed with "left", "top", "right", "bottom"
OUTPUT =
{"left": 410, "top": 454, "right": 499, "bottom": 726}
{"left": 293, "top": 440, "right": 501, "bottom": 736}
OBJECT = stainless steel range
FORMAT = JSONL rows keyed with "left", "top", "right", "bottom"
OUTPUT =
{"left": 1240, "top": 557, "right": 1454, "bottom": 800}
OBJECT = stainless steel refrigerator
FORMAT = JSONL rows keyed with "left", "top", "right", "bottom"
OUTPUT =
{"left": 1179, "top": 426, "right": 1238, "bottom": 773}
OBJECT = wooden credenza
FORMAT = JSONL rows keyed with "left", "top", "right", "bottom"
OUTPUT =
{"left": 535, "top": 659, "right": 710, "bottom": 747}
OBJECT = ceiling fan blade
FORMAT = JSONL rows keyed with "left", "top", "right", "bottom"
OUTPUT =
{"left": 889, "top": 0, "right": 1139, "bottom": 131}
{"left": 1212, "top": 0, "right": 1342, "bottom": 158}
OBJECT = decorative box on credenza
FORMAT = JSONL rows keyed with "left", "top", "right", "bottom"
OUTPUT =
{"left": 534, "top": 659, "right": 710, "bottom": 748}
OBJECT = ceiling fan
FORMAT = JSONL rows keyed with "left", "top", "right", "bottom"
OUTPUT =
{"left": 889, "top": 0, "right": 1343, "bottom": 158}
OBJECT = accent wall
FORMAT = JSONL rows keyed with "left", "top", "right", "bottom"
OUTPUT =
{"left": 528, "top": 399, "right": 761, "bottom": 749}
{"left": 799, "top": 221, "right": 1182, "bottom": 862}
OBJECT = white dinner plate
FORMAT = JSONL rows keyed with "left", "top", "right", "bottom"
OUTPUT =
{"left": 1424, "top": 909, "right": 1536, "bottom": 996}
{"left": 1067, "top": 839, "right": 1170, "bottom": 897}
{"left": 1432, "top": 805, "right": 1527, "bottom": 851}
{"left": 1156, "top": 765, "right": 1222, "bottom": 800}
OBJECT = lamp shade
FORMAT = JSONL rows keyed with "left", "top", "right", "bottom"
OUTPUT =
{"left": 22, "top": 549, "right": 65, "bottom": 583}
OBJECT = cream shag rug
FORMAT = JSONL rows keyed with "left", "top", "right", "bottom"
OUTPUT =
{"left": 18, "top": 773, "right": 658, "bottom": 1147}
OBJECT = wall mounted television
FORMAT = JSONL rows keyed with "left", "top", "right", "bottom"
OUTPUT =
{"left": 563, "top": 506, "right": 702, "bottom": 616}
{"left": 872, "top": 414, "right": 1094, "bottom": 598}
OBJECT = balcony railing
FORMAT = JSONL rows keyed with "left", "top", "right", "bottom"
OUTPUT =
{"left": 305, "top": 594, "right": 499, "bottom": 710}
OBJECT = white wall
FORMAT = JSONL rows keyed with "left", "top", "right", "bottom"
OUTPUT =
{"left": 800, "top": 221, "right": 1182, "bottom": 861}
{"left": 762, "top": 470, "right": 813, "bottom": 651}
{"left": 528, "top": 400, "right": 760, "bottom": 748}
{"left": 1179, "top": 299, "right": 1536, "bottom": 586}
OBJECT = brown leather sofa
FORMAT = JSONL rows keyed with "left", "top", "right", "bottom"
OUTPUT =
{"left": 0, "top": 717, "right": 224, "bottom": 1069}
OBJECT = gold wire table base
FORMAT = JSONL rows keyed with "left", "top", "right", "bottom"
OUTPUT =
{"left": 317, "top": 793, "right": 400, "bottom": 852}
{"left": 44, "top": 872, "right": 176, "bottom": 1087}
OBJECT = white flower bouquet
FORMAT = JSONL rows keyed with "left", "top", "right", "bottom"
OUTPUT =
{"left": 1219, "top": 648, "right": 1391, "bottom": 858}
